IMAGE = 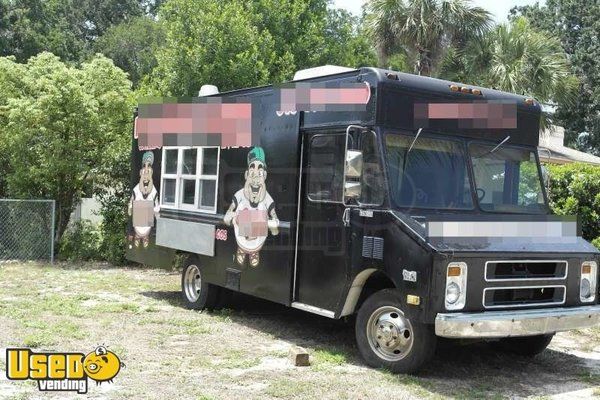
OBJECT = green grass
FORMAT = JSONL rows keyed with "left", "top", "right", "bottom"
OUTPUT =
{"left": 578, "top": 371, "right": 600, "bottom": 385}
{"left": 211, "top": 308, "right": 234, "bottom": 323}
{"left": 89, "top": 302, "right": 141, "bottom": 313}
{"left": 311, "top": 348, "right": 348, "bottom": 371}
{"left": 379, "top": 369, "right": 442, "bottom": 399}
{"left": 266, "top": 378, "right": 310, "bottom": 398}
{"left": 217, "top": 349, "right": 261, "bottom": 369}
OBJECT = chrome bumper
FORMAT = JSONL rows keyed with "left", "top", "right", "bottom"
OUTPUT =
{"left": 435, "top": 305, "right": 600, "bottom": 338}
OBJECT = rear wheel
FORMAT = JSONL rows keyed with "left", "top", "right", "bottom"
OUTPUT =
{"left": 355, "top": 289, "right": 436, "bottom": 374}
{"left": 181, "top": 256, "right": 219, "bottom": 310}
{"left": 492, "top": 334, "right": 554, "bottom": 357}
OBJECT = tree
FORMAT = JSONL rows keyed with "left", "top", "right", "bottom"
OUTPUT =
{"left": 319, "top": 8, "right": 378, "bottom": 69}
{"left": 144, "top": 0, "right": 278, "bottom": 95}
{"left": 95, "top": 16, "right": 164, "bottom": 87}
{"left": 0, "top": 0, "right": 155, "bottom": 63}
{"left": 511, "top": 0, "right": 600, "bottom": 154}
{"left": 0, "top": 52, "right": 133, "bottom": 244}
{"left": 143, "top": 0, "right": 379, "bottom": 96}
{"left": 439, "top": 16, "right": 578, "bottom": 129}
{"left": 365, "top": 0, "right": 492, "bottom": 75}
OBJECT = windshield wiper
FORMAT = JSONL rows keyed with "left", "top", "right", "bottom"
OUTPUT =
{"left": 401, "top": 127, "right": 423, "bottom": 174}
{"left": 407, "top": 128, "right": 423, "bottom": 153}
{"left": 490, "top": 135, "right": 511, "bottom": 154}
{"left": 474, "top": 135, "right": 511, "bottom": 159}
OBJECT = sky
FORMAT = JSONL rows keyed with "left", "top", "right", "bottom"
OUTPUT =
{"left": 332, "top": 0, "right": 547, "bottom": 22}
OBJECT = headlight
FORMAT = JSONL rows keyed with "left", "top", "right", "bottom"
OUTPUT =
{"left": 581, "top": 278, "right": 591, "bottom": 298}
{"left": 445, "top": 282, "right": 460, "bottom": 304}
{"left": 580, "top": 261, "right": 597, "bottom": 303}
{"left": 445, "top": 262, "right": 467, "bottom": 310}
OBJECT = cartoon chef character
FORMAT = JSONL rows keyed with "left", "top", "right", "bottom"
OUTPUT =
{"left": 224, "top": 147, "right": 279, "bottom": 267}
{"left": 128, "top": 151, "right": 159, "bottom": 248}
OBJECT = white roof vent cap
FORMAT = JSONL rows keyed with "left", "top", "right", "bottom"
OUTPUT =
{"left": 199, "top": 84, "right": 219, "bottom": 96}
{"left": 293, "top": 65, "right": 354, "bottom": 81}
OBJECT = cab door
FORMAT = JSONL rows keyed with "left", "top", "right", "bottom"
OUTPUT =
{"left": 293, "top": 131, "right": 351, "bottom": 314}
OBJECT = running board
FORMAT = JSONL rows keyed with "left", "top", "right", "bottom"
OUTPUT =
{"left": 291, "top": 302, "right": 335, "bottom": 318}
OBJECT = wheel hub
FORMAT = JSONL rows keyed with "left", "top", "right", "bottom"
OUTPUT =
{"left": 184, "top": 265, "right": 201, "bottom": 302}
{"left": 367, "top": 306, "right": 413, "bottom": 361}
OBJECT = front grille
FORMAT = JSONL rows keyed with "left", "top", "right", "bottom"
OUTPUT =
{"left": 483, "top": 286, "right": 566, "bottom": 309}
{"left": 485, "top": 260, "right": 568, "bottom": 281}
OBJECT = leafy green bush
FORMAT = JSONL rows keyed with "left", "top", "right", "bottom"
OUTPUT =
{"left": 97, "top": 191, "right": 129, "bottom": 265}
{"left": 58, "top": 220, "right": 102, "bottom": 261}
{"left": 547, "top": 163, "right": 600, "bottom": 241}
{"left": 592, "top": 237, "right": 600, "bottom": 250}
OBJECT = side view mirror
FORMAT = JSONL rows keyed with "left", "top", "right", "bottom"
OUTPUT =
{"left": 343, "top": 125, "right": 365, "bottom": 203}
{"left": 344, "top": 181, "right": 361, "bottom": 199}
{"left": 345, "top": 150, "right": 363, "bottom": 199}
{"left": 345, "top": 150, "right": 363, "bottom": 178}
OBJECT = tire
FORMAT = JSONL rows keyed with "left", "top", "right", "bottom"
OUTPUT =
{"left": 355, "top": 289, "right": 436, "bottom": 374}
{"left": 181, "top": 255, "right": 220, "bottom": 310}
{"left": 492, "top": 334, "right": 554, "bottom": 357}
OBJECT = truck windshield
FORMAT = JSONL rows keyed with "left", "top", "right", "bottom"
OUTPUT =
{"left": 385, "top": 134, "right": 473, "bottom": 210}
{"left": 469, "top": 143, "right": 547, "bottom": 213}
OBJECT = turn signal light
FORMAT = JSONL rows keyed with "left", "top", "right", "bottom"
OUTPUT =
{"left": 447, "top": 266, "right": 462, "bottom": 277}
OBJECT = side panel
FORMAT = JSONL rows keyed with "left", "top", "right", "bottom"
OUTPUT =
{"left": 126, "top": 91, "right": 302, "bottom": 305}
{"left": 155, "top": 217, "right": 215, "bottom": 256}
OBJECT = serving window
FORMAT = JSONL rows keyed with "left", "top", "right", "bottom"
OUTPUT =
{"left": 160, "top": 146, "right": 220, "bottom": 213}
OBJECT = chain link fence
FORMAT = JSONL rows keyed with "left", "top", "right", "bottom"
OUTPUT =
{"left": 0, "top": 199, "right": 55, "bottom": 263}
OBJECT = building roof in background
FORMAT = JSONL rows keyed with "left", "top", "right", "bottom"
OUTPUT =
{"left": 538, "top": 126, "right": 600, "bottom": 165}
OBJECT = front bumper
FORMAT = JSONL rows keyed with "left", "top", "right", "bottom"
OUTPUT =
{"left": 435, "top": 305, "right": 600, "bottom": 338}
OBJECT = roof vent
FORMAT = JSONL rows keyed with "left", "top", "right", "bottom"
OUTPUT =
{"left": 199, "top": 85, "right": 219, "bottom": 97}
{"left": 293, "top": 65, "right": 354, "bottom": 81}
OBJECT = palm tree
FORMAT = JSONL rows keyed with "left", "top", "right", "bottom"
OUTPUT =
{"left": 365, "top": 0, "right": 492, "bottom": 76}
{"left": 440, "top": 16, "right": 578, "bottom": 129}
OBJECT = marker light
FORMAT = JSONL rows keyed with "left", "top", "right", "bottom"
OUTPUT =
{"left": 449, "top": 84, "right": 459, "bottom": 92}
{"left": 460, "top": 87, "right": 470, "bottom": 94}
{"left": 471, "top": 88, "right": 482, "bottom": 96}
{"left": 580, "top": 261, "right": 597, "bottom": 303}
{"left": 445, "top": 262, "right": 467, "bottom": 310}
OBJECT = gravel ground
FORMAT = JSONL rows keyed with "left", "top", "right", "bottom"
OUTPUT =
{"left": 0, "top": 262, "right": 599, "bottom": 400}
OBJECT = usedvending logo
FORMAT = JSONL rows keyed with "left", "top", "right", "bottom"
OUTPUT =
{"left": 5, "top": 346, "right": 123, "bottom": 394}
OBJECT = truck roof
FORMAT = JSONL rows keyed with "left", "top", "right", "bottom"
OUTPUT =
{"left": 199, "top": 67, "right": 543, "bottom": 147}
{"left": 216, "top": 66, "right": 535, "bottom": 104}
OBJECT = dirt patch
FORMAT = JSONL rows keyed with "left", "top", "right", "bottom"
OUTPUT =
{"left": 0, "top": 262, "right": 599, "bottom": 399}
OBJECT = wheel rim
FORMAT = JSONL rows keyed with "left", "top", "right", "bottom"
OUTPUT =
{"left": 184, "top": 265, "right": 202, "bottom": 302}
{"left": 366, "top": 306, "right": 414, "bottom": 361}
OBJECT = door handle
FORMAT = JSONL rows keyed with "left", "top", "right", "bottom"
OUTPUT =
{"left": 342, "top": 208, "right": 351, "bottom": 227}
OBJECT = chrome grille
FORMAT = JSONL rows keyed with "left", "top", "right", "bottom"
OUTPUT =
{"left": 483, "top": 285, "right": 566, "bottom": 309}
{"left": 483, "top": 260, "right": 569, "bottom": 309}
{"left": 485, "top": 260, "right": 568, "bottom": 282}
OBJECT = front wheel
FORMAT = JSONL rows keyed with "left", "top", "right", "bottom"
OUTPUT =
{"left": 355, "top": 289, "right": 436, "bottom": 374}
{"left": 181, "top": 256, "right": 219, "bottom": 310}
{"left": 492, "top": 334, "right": 554, "bottom": 357}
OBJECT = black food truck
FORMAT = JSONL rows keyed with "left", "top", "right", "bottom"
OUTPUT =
{"left": 127, "top": 66, "right": 600, "bottom": 373}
